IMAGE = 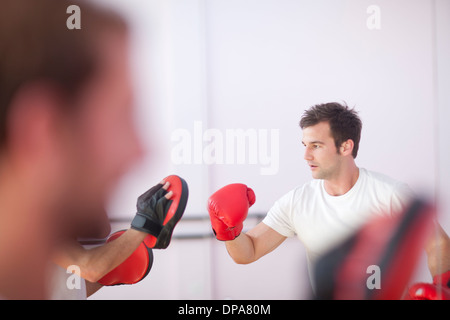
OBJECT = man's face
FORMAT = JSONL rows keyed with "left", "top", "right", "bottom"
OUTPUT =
{"left": 302, "top": 121, "right": 342, "bottom": 180}
{"left": 57, "top": 33, "right": 144, "bottom": 237}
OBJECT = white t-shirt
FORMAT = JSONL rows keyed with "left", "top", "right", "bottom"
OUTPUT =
{"left": 263, "top": 168, "right": 414, "bottom": 271}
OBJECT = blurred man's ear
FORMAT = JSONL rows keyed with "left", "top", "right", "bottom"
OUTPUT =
{"left": 6, "top": 82, "right": 68, "bottom": 167}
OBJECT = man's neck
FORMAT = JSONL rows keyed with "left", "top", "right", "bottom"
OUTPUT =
{"left": 323, "top": 163, "right": 360, "bottom": 196}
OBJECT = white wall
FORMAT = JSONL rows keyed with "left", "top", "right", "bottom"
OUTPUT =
{"left": 436, "top": 0, "right": 450, "bottom": 233}
{"left": 89, "top": 0, "right": 450, "bottom": 299}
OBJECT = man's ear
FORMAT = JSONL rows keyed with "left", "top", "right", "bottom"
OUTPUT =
{"left": 340, "top": 139, "right": 355, "bottom": 157}
{"left": 7, "top": 82, "right": 66, "bottom": 164}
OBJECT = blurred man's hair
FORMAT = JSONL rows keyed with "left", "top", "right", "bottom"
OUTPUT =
{"left": 0, "top": 0, "right": 127, "bottom": 149}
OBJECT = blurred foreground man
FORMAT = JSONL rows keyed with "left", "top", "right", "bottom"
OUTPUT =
{"left": 0, "top": 0, "right": 144, "bottom": 299}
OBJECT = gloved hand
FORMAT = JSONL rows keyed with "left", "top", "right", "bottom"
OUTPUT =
{"left": 131, "top": 175, "right": 188, "bottom": 249}
{"left": 207, "top": 183, "right": 255, "bottom": 241}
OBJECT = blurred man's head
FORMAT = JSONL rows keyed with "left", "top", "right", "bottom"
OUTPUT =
{"left": 0, "top": 0, "right": 143, "bottom": 298}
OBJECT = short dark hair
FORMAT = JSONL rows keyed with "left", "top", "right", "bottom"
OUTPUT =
{"left": 299, "top": 102, "right": 362, "bottom": 158}
{"left": 0, "top": 0, "right": 127, "bottom": 150}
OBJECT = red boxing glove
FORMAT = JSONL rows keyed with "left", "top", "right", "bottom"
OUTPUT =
{"left": 207, "top": 183, "right": 256, "bottom": 241}
{"left": 405, "top": 271, "right": 450, "bottom": 300}
{"left": 98, "top": 230, "right": 153, "bottom": 286}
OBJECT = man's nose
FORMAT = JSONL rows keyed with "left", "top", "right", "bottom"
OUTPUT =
{"left": 304, "top": 148, "right": 313, "bottom": 161}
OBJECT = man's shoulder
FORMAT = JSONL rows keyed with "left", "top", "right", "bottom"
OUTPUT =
{"left": 361, "top": 168, "right": 414, "bottom": 199}
{"left": 362, "top": 168, "right": 407, "bottom": 188}
{"left": 360, "top": 168, "right": 416, "bottom": 215}
{"left": 275, "top": 179, "right": 321, "bottom": 205}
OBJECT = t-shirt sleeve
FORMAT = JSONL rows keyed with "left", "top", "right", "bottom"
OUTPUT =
{"left": 262, "top": 190, "right": 296, "bottom": 238}
{"left": 390, "top": 182, "right": 416, "bottom": 217}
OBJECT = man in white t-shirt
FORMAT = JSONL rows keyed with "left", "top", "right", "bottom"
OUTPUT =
{"left": 264, "top": 167, "right": 413, "bottom": 274}
{"left": 207, "top": 102, "right": 449, "bottom": 296}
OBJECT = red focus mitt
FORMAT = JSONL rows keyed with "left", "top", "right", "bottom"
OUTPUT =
{"left": 98, "top": 230, "right": 153, "bottom": 286}
{"left": 314, "top": 198, "right": 435, "bottom": 300}
{"left": 131, "top": 175, "right": 189, "bottom": 249}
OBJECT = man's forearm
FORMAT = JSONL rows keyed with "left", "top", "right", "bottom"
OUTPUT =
{"left": 88, "top": 229, "right": 148, "bottom": 278}
{"left": 225, "top": 233, "right": 257, "bottom": 265}
{"left": 224, "top": 222, "right": 287, "bottom": 265}
{"left": 426, "top": 224, "right": 450, "bottom": 277}
{"left": 54, "top": 229, "right": 148, "bottom": 283}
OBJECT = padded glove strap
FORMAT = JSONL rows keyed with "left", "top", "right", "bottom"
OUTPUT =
{"left": 131, "top": 213, "right": 163, "bottom": 237}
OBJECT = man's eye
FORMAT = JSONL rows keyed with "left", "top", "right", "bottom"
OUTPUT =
{"left": 314, "top": 145, "right": 320, "bottom": 149}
